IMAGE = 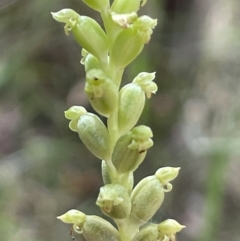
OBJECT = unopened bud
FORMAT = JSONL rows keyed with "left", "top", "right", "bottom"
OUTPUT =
{"left": 85, "top": 69, "right": 118, "bottom": 117}
{"left": 58, "top": 211, "right": 120, "bottom": 241}
{"left": 132, "top": 224, "right": 159, "bottom": 241}
{"left": 112, "top": 126, "right": 153, "bottom": 173}
{"left": 73, "top": 215, "right": 120, "bottom": 241}
{"left": 96, "top": 184, "right": 131, "bottom": 219}
{"left": 51, "top": 9, "right": 108, "bottom": 61}
{"left": 110, "top": 27, "right": 144, "bottom": 69}
{"left": 118, "top": 83, "right": 145, "bottom": 135}
{"left": 131, "top": 176, "right": 165, "bottom": 222}
{"left": 65, "top": 106, "right": 111, "bottom": 160}
{"left": 130, "top": 168, "right": 181, "bottom": 222}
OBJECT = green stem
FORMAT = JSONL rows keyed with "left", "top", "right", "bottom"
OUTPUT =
{"left": 100, "top": 9, "right": 112, "bottom": 37}
{"left": 105, "top": 66, "right": 124, "bottom": 184}
{"left": 108, "top": 109, "right": 119, "bottom": 145}
{"left": 105, "top": 156, "right": 119, "bottom": 183}
{"left": 106, "top": 103, "right": 119, "bottom": 184}
{"left": 101, "top": 9, "right": 121, "bottom": 50}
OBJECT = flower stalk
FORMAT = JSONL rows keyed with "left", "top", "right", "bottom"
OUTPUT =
{"left": 51, "top": 1, "right": 185, "bottom": 241}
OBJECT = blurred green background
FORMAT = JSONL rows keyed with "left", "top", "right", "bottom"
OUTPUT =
{"left": 1, "top": 0, "right": 240, "bottom": 241}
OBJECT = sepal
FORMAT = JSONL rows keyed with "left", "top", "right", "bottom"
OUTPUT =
{"left": 51, "top": 9, "right": 79, "bottom": 26}
{"left": 65, "top": 106, "right": 87, "bottom": 120}
{"left": 158, "top": 219, "right": 186, "bottom": 236}
{"left": 133, "top": 72, "right": 157, "bottom": 98}
{"left": 57, "top": 209, "right": 86, "bottom": 225}
{"left": 155, "top": 167, "right": 180, "bottom": 186}
{"left": 133, "top": 15, "right": 157, "bottom": 43}
{"left": 129, "top": 125, "right": 153, "bottom": 151}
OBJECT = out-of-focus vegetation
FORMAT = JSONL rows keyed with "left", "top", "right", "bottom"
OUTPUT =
{"left": 0, "top": 0, "right": 240, "bottom": 241}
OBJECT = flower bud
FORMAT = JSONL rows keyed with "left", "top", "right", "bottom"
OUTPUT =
{"left": 132, "top": 225, "right": 159, "bottom": 241}
{"left": 131, "top": 176, "right": 165, "bottom": 222}
{"left": 133, "top": 220, "right": 185, "bottom": 241}
{"left": 96, "top": 184, "right": 131, "bottom": 219}
{"left": 65, "top": 106, "right": 111, "bottom": 160}
{"left": 131, "top": 168, "right": 179, "bottom": 222}
{"left": 118, "top": 83, "right": 145, "bottom": 135}
{"left": 58, "top": 210, "right": 120, "bottom": 241}
{"left": 111, "top": 0, "right": 147, "bottom": 13}
{"left": 51, "top": 9, "right": 108, "bottom": 61}
{"left": 82, "top": 0, "right": 110, "bottom": 12}
{"left": 110, "top": 14, "right": 157, "bottom": 69}
{"left": 85, "top": 69, "right": 118, "bottom": 117}
{"left": 112, "top": 126, "right": 153, "bottom": 173}
{"left": 110, "top": 27, "right": 144, "bottom": 69}
{"left": 158, "top": 219, "right": 186, "bottom": 235}
{"left": 82, "top": 215, "right": 120, "bottom": 241}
